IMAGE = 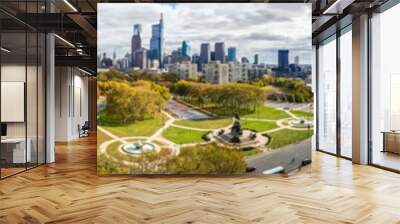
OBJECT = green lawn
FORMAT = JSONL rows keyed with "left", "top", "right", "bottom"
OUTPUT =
{"left": 241, "top": 120, "right": 278, "bottom": 132}
{"left": 162, "top": 126, "right": 207, "bottom": 144}
{"left": 242, "top": 105, "right": 289, "bottom": 120}
{"left": 240, "top": 148, "right": 262, "bottom": 157}
{"left": 174, "top": 117, "right": 232, "bottom": 129}
{"left": 290, "top": 110, "right": 314, "bottom": 120}
{"left": 97, "top": 129, "right": 112, "bottom": 148}
{"left": 265, "top": 129, "right": 313, "bottom": 149}
{"left": 100, "top": 113, "right": 166, "bottom": 137}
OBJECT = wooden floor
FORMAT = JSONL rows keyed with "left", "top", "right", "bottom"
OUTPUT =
{"left": 1, "top": 135, "right": 400, "bottom": 224}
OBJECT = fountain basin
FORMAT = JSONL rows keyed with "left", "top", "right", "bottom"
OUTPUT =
{"left": 289, "top": 119, "right": 313, "bottom": 128}
{"left": 122, "top": 142, "right": 156, "bottom": 155}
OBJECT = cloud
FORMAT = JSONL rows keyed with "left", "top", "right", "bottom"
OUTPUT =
{"left": 97, "top": 3, "right": 311, "bottom": 64}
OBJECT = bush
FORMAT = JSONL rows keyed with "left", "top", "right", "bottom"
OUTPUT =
{"left": 201, "top": 131, "right": 211, "bottom": 141}
{"left": 168, "top": 143, "right": 246, "bottom": 174}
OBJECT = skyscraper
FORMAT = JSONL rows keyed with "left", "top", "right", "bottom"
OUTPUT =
{"left": 254, "top": 54, "right": 259, "bottom": 65}
{"left": 214, "top": 42, "right": 225, "bottom": 63}
{"left": 181, "top": 41, "right": 191, "bottom": 57}
{"left": 210, "top": 51, "right": 216, "bottom": 61}
{"left": 278, "top": 49, "right": 289, "bottom": 70}
{"left": 227, "top": 47, "right": 237, "bottom": 62}
{"left": 150, "top": 13, "right": 165, "bottom": 68}
{"left": 200, "top": 43, "right": 210, "bottom": 65}
{"left": 131, "top": 24, "right": 142, "bottom": 68}
{"left": 241, "top": 57, "right": 249, "bottom": 64}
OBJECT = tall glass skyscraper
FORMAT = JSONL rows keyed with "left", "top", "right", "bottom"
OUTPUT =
{"left": 215, "top": 42, "right": 226, "bottom": 63}
{"left": 181, "top": 41, "right": 191, "bottom": 57}
{"left": 150, "top": 13, "right": 165, "bottom": 68}
{"left": 278, "top": 49, "right": 289, "bottom": 69}
{"left": 200, "top": 43, "right": 210, "bottom": 64}
{"left": 227, "top": 47, "right": 237, "bottom": 62}
{"left": 131, "top": 24, "right": 142, "bottom": 68}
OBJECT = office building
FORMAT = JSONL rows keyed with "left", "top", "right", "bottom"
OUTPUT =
{"left": 150, "top": 13, "right": 164, "bottom": 68}
{"left": 254, "top": 54, "right": 259, "bottom": 65}
{"left": 134, "top": 48, "right": 148, "bottom": 69}
{"left": 204, "top": 61, "right": 229, "bottom": 84}
{"left": 192, "top": 53, "right": 201, "bottom": 71}
{"left": 227, "top": 47, "right": 237, "bottom": 62}
{"left": 278, "top": 49, "right": 289, "bottom": 70}
{"left": 241, "top": 57, "right": 250, "bottom": 64}
{"left": 131, "top": 24, "right": 142, "bottom": 68}
{"left": 181, "top": 41, "right": 191, "bottom": 57}
{"left": 200, "top": 43, "right": 210, "bottom": 65}
{"left": 210, "top": 51, "right": 216, "bottom": 61}
{"left": 214, "top": 42, "right": 225, "bottom": 63}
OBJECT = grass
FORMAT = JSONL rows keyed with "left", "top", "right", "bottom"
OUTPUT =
{"left": 265, "top": 129, "right": 313, "bottom": 149}
{"left": 290, "top": 110, "right": 314, "bottom": 120}
{"left": 242, "top": 105, "right": 289, "bottom": 120}
{"left": 99, "top": 112, "right": 166, "bottom": 138}
{"left": 162, "top": 126, "right": 207, "bottom": 144}
{"left": 241, "top": 120, "right": 278, "bottom": 132}
{"left": 97, "top": 130, "right": 112, "bottom": 148}
{"left": 174, "top": 117, "right": 232, "bottom": 129}
{"left": 240, "top": 148, "right": 262, "bottom": 157}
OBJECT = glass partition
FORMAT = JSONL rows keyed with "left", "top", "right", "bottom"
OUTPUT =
{"left": 1, "top": 30, "right": 28, "bottom": 177}
{"left": 317, "top": 35, "right": 337, "bottom": 154}
{"left": 0, "top": 1, "right": 46, "bottom": 179}
{"left": 339, "top": 27, "right": 352, "bottom": 158}
{"left": 370, "top": 3, "right": 400, "bottom": 171}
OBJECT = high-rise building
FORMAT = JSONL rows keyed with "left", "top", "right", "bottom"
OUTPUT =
{"left": 200, "top": 43, "right": 210, "bottom": 64}
{"left": 192, "top": 54, "right": 201, "bottom": 71}
{"left": 254, "top": 54, "right": 259, "bottom": 65}
{"left": 278, "top": 49, "right": 289, "bottom": 70}
{"left": 214, "top": 42, "right": 225, "bottom": 63}
{"left": 150, "top": 13, "right": 165, "bottom": 68}
{"left": 131, "top": 24, "right": 142, "bottom": 68}
{"left": 181, "top": 41, "right": 191, "bottom": 57}
{"left": 241, "top": 57, "right": 249, "bottom": 64}
{"left": 134, "top": 48, "right": 148, "bottom": 69}
{"left": 227, "top": 47, "right": 237, "bottom": 62}
{"left": 204, "top": 61, "right": 229, "bottom": 84}
{"left": 210, "top": 51, "right": 216, "bottom": 61}
{"left": 294, "top": 55, "right": 300, "bottom": 65}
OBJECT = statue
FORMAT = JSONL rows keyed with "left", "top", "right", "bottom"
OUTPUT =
{"left": 230, "top": 113, "right": 242, "bottom": 143}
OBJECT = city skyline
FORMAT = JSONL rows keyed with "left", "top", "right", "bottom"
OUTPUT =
{"left": 98, "top": 3, "right": 312, "bottom": 65}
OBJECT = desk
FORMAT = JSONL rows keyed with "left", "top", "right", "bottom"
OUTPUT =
{"left": 1, "top": 138, "right": 31, "bottom": 163}
{"left": 382, "top": 131, "right": 400, "bottom": 155}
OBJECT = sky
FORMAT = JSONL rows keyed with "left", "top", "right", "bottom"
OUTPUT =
{"left": 98, "top": 3, "right": 312, "bottom": 65}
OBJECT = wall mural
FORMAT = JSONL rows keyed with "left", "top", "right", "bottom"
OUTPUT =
{"left": 97, "top": 3, "right": 313, "bottom": 175}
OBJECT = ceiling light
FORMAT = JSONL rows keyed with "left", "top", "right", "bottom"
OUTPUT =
{"left": 54, "top": 34, "right": 75, "bottom": 48}
{"left": 63, "top": 0, "right": 78, "bottom": 12}
{"left": 1, "top": 47, "right": 11, "bottom": 53}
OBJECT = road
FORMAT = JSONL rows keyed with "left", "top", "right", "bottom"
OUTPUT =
{"left": 246, "top": 138, "right": 312, "bottom": 174}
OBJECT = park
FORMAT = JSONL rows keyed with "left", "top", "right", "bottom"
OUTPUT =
{"left": 97, "top": 70, "right": 314, "bottom": 175}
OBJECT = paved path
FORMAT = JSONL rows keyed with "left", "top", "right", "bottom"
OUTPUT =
{"left": 246, "top": 138, "right": 312, "bottom": 174}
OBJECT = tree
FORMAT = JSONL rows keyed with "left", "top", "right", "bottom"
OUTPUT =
{"left": 168, "top": 144, "right": 246, "bottom": 174}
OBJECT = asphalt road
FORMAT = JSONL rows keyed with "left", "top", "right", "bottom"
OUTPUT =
{"left": 246, "top": 138, "right": 312, "bottom": 175}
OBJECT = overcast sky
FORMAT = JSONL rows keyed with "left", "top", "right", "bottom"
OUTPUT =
{"left": 98, "top": 3, "right": 312, "bottom": 65}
